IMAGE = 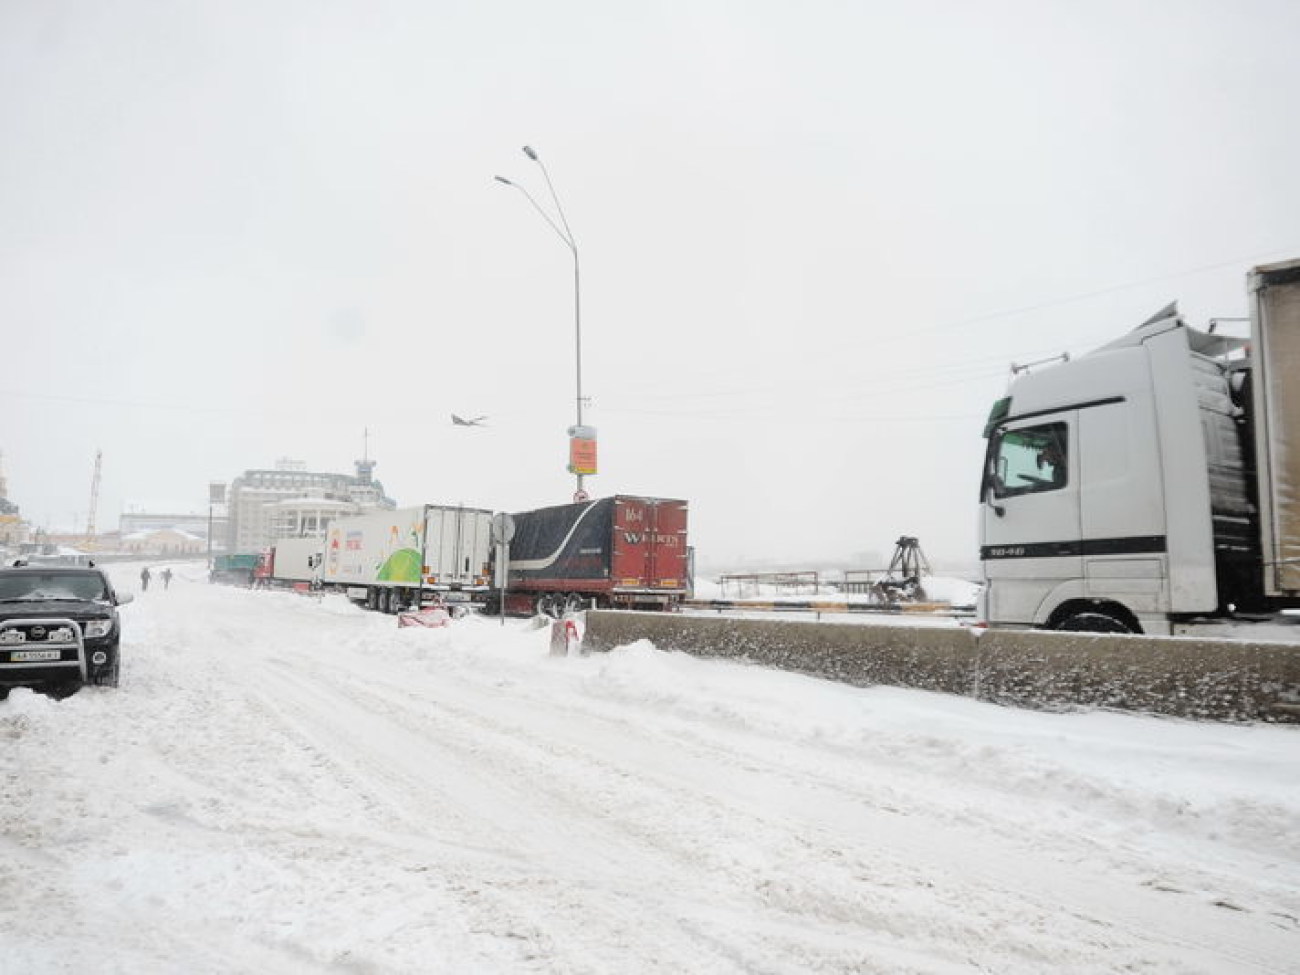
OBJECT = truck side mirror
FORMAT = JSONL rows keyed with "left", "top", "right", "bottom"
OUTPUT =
{"left": 985, "top": 484, "right": 1005, "bottom": 518}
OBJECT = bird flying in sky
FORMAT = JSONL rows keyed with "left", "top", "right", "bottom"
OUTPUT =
{"left": 451, "top": 414, "right": 488, "bottom": 427}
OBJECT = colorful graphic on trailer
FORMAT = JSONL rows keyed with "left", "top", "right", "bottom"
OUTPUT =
{"left": 377, "top": 546, "right": 422, "bottom": 582}
{"left": 321, "top": 509, "right": 425, "bottom": 586}
{"left": 375, "top": 518, "right": 423, "bottom": 583}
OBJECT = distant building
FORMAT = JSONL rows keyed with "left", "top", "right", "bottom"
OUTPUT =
{"left": 224, "top": 457, "right": 394, "bottom": 552}
{"left": 121, "top": 528, "right": 206, "bottom": 556}
{"left": 119, "top": 509, "right": 224, "bottom": 540}
{"left": 0, "top": 450, "right": 32, "bottom": 553}
{"left": 264, "top": 496, "right": 358, "bottom": 539}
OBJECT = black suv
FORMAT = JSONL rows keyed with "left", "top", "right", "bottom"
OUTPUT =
{"left": 0, "top": 564, "right": 133, "bottom": 698}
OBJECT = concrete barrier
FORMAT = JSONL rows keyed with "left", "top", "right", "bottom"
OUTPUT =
{"left": 582, "top": 612, "right": 977, "bottom": 696}
{"left": 977, "top": 628, "right": 1300, "bottom": 722}
{"left": 581, "top": 611, "right": 1300, "bottom": 723}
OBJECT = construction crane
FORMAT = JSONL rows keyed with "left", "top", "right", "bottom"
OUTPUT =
{"left": 873, "top": 535, "right": 932, "bottom": 603}
{"left": 85, "top": 449, "right": 102, "bottom": 549}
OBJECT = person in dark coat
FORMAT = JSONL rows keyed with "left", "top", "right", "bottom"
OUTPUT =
{"left": 140, "top": 566, "right": 151, "bottom": 591}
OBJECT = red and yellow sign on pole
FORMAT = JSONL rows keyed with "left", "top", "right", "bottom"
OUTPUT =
{"left": 568, "top": 435, "right": 597, "bottom": 476}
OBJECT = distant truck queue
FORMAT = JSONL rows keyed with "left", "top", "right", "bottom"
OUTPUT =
{"left": 217, "top": 495, "right": 691, "bottom": 618}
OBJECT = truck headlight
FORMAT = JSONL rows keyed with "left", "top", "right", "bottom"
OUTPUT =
{"left": 84, "top": 620, "right": 113, "bottom": 638}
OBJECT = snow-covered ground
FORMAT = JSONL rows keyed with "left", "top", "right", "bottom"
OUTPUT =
{"left": 3, "top": 561, "right": 1298, "bottom": 974}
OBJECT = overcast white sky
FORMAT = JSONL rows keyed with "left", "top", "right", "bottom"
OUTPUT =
{"left": 4, "top": 0, "right": 1299, "bottom": 569}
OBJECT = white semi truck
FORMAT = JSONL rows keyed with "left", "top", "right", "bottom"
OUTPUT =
{"left": 258, "top": 536, "right": 323, "bottom": 587}
{"left": 979, "top": 258, "right": 1300, "bottom": 635}
{"left": 320, "top": 504, "right": 494, "bottom": 613}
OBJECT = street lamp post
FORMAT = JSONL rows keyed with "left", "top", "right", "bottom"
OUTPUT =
{"left": 495, "top": 145, "right": 589, "bottom": 501}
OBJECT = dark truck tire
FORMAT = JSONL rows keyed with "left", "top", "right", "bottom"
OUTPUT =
{"left": 1055, "top": 611, "right": 1133, "bottom": 634}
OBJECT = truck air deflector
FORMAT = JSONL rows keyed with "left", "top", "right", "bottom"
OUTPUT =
{"left": 984, "top": 397, "right": 1012, "bottom": 438}
{"left": 981, "top": 536, "right": 1167, "bottom": 560}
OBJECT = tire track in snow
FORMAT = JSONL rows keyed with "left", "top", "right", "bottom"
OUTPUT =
{"left": 249, "top": 648, "right": 1111, "bottom": 972}
{"left": 267, "top": 632, "right": 1299, "bottom": 974}
{"left": 246, "top": 656, "right": 874, "bottom": 974}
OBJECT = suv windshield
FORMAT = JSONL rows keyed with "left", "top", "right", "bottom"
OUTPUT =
{"left": 0, "top": 571, "right": 109, "bottom": 602}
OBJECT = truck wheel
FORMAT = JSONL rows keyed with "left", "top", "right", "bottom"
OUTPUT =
{"left": 563, "top": 593, "right": 585, "bottom": 615}
{"left": 1055, "top": 611, "right": 1133, "bottom": 634}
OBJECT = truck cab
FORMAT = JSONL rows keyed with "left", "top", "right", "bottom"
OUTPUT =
{"left": 979, "top": 311, "right": 1253, "bottom": 634}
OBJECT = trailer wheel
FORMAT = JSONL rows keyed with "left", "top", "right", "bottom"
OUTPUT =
{"left": 1055, "top": 610, "right": 1133, "bottom": 634}
{"left": 563, "top": 593, "right": 585, "bottom": 615}
{"left": 536, "top": 594, "right": 560, "bottom": 618}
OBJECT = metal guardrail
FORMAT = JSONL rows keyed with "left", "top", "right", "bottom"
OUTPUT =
{"left": 717, "top": 571, "right": 821, "bottom": 598}
{"left": 684, "top": 599, "right": 973, "bottom": 617}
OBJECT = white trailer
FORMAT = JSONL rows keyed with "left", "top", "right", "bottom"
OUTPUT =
{"left": 266, "top": 537, "right": 323, "bottom": 586}
{"left": 979, "top": 258, "right": 1300, "bottom": 635}
{"left": 320, "top": 505, "right": 494, "bottom": 613}
{"left": 1250, "top": 259, "right": 1300, "bottom": 597}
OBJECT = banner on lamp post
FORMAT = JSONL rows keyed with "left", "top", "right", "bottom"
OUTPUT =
{"left": 567, "top": 426, "right": 597, "bottom": 476}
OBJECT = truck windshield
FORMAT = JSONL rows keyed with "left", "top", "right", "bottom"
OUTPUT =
{"left": 991, "top": 422, "right": 1068, "bottom": 498}
{"left": 0, "top": 572, "right": 109, "bottom": 602}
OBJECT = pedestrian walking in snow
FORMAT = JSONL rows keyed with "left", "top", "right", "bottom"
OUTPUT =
{"left": 162, "top": 568, "right": 173, "bottom": 589}
{"left": 140, "top": 566, "right": 151, "bottom": 591}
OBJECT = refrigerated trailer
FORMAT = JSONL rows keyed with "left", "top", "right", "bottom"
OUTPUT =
{"left": 979, "top": 257, "right": 1300, "bottom": 635}
{"left": 320, "top": 505, "right": 494, "bottom": 614}
{"left": 492, "top": 495, "right": 690, "bottom": 616}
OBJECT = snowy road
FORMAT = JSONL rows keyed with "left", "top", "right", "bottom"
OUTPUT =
{"left": 3, "top": 564, "right": 1299, "bottom": 974}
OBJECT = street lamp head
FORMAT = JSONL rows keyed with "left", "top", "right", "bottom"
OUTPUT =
{"left": 493, "top": 175, "right": 513, "bottom": 185}
{"left": 522, "top": 145, "right": 539, "bottom": 161}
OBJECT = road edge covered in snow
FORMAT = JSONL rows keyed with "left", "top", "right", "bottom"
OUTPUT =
{"left": 582, "top": 610, "right": 1300, "bottom": 722}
